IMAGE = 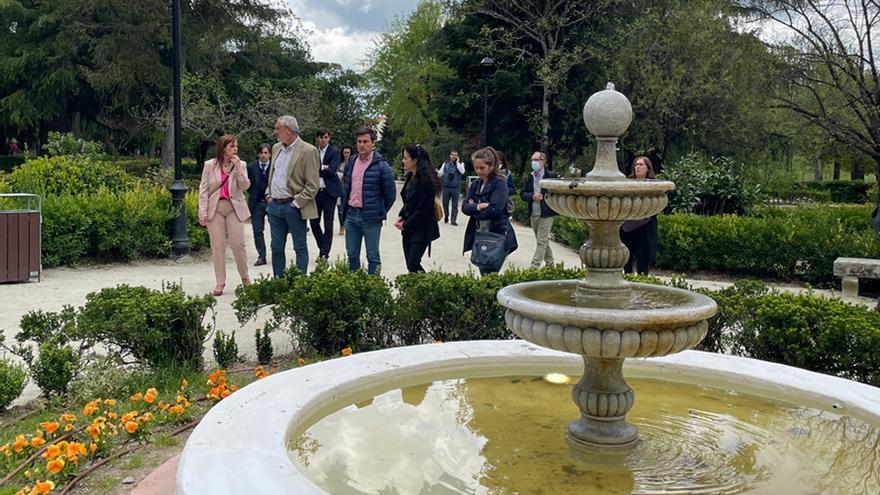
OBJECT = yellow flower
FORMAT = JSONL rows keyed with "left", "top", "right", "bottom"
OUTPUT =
{"left": 15, "top": 487, "right": 29, "bottom": 495}
{"left": 297, "top": 358, "right": 306, "bottom": 366}
{"left": 125, "top": 421, "right": 139, "bottom": 434}
{"left": 43, "top": 444, "right": 61, "bottom": 459}
{"left": 130, "top": 392, "right": 143, "bottom": 403}
{"left": 103, "top": 399, "right": 117, "bottom": 406}
{"left": 60, "top": 413, "right": 76, "bottom": 422}
{"left": 89, "top": 442, "right": 97, "bottom": 453}
{"left": 180, "top": 379, "right": 188, "bottom": 389}
{"left": 341, "top": 347, "right": 353, "bottom": 356}
{"left": 39, "top": 422, "right": 59, "bottom": 435}
{"left": 64, "top": 424, "right": 74, "bottom": 432}
{"left": 46, "top": 458, "right": 65, "bottom": 474}
{"left": 32, "top": 480, "right": 55, "bottom": 494}
{"left": 83, "top": 401, "right": 100, "bottom": 416}
{"left": 30, "top": 437, "right": 45, "bottom": 448}
{"left": 107, "top": 412, "right": 118, "bottom": 420}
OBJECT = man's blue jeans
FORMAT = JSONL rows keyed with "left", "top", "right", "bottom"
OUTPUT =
{"left": 267, "top": 201, "right": 309, "bottom": 277}
{"left": 344, "top": 208, "right": 382, "bottom": 275}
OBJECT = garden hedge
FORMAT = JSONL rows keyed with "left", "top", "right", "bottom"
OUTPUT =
{"left": 235, "top": 266, "right": 880, "bottom": 387}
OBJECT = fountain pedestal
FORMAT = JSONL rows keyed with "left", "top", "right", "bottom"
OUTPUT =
{"left": 497, "top": 83, "right": 718, "bottom": 447}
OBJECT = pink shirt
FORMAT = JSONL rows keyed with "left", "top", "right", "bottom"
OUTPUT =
{"left": 220, "top": 168, "right": 231, "bottom": 200}
{"left": 348, "top": 152, "right": 372, "bottom": 208}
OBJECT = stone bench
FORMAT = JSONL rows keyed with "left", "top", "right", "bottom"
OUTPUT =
{"left": 833, "top": 257, "right": 880, "bottom": 298}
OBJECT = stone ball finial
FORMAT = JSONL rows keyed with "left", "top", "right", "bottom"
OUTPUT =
{"left": 583, "top": 82, "right": 633, "bottom": 137}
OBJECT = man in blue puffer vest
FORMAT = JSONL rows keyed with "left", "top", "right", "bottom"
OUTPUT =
{"left": 340, "top": 127, "right": 396, "bottom": 275}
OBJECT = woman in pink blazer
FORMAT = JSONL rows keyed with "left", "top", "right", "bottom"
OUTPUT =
{"left": 198, "top": 134, "right": 252, "bottom": 295}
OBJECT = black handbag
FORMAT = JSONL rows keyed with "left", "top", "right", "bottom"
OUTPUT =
{"left": 470, "top": 223, "right": 507, "bottom": 272}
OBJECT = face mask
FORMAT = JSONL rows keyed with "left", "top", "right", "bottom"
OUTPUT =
{"left": 531, "top": 161, "right": 542, "bottom": 171}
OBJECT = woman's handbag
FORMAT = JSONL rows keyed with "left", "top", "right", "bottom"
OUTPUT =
{"left": 434, "top": 196, "right": 444, "bottom": 222}
{"left": 470, "top": 222, "right": 507, "bottom": 272}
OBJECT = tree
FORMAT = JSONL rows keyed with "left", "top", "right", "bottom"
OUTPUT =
{"left": 462, "top": 0, "right": 612, "bottom": 154}
{"left": 743, "top": 0, "right": 880, "bottom": 195}
{"left": 365, "top": 0, "right": 453, "bottom": 147}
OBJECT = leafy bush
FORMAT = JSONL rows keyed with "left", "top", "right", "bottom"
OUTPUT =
{"left": 9, "top": 155, "right": 133, "bottom": 196}
{"left": 660, "top": 153, "right": 759, "bottom": 215}
{"left": 42, "top": 131, "right": 104, "bottom": 158}
{"left": 0, "top": 357, "right": 27, "bottom": 410}
{"left": 76, "top": 283, "right": 215, "bottom": 370}
{"left": 766, "top": 180, "right": 872, "bottom": 204}
{"left": 30, "top": 343, "right": 80, "bottom": 396}
{"left": 255, "top": 326, "right": 273, "bottom": 365}
{"left": 267, "top": 263, "right": 393, "bottom": 355}
{"left": 212, "top": 330, "right": 241, "bottom": 369}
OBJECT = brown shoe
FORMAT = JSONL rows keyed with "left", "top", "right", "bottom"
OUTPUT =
{"left": 339, "top": 227, "right": 345, "bottom": 236}
{"left": 254, "top": 257, "right": 267, "bottom": 266}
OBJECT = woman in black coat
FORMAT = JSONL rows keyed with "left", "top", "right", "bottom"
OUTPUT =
{"left": 462, "top": 146, "right": 518, "bottom": 275}
{"left": 621, "top": 156, "right": 659, "bottom": 274}
{"left": 395, "top": 144, "right": 441, "bottom": 272}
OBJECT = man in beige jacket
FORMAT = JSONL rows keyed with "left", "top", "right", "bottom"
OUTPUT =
{"left": 266, "top": 115, "right": 320, "bottom": 276}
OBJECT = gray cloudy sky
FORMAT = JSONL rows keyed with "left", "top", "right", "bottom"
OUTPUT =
{"left": 286, "top": 0, "right": 422, "bottom": 70}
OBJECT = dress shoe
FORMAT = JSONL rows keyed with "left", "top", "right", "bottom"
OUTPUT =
{"left": 444, "top": 217, "right": 449, "bottom": 224}
{"left": 451, "top": 221, "right": 458, "bottom": 226}
{"left": 254, "top": 258, "right": 267, "bottom": 266}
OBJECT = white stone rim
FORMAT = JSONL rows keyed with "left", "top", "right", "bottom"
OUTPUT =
{"left": 177, "top": 340, "right": 880, "bottom": 495}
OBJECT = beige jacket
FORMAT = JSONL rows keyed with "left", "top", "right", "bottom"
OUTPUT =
{"left": 198, "top": 158, "right": 251, "bottom": 222}
{"left": 268, "top": 139, "right": 320, "bottom": 220}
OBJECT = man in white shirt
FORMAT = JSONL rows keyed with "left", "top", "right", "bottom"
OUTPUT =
{"left": 310, "top": 128, "right": 342, "bottom": 259}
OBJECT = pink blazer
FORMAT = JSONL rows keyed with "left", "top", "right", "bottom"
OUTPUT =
{"left": 198, "top": 158, "right": 251, "bottom": 222}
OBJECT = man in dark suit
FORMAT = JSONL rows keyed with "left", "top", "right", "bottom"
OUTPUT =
{"left": 247, "top": 143, "right": 272, "bottom": 266}
{"left": 311, "top": 128, "right": 342, "bottom": 258}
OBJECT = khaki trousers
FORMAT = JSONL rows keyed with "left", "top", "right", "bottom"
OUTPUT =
{"left": 207, "top": 200, "right": 249, "bottom": 286}
{"left": 530, "top": 212, "right": 555, "bottom": 268}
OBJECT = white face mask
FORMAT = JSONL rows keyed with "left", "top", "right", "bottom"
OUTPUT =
{"left": 531, "top": 161, "right": 542, "bottom": 171}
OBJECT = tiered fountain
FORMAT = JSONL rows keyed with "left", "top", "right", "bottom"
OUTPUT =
{"left": 497, "top": 83, "right": 717, "bottom": 447}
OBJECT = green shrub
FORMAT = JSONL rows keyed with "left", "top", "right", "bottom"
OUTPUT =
{"left": 267, "top": 264, "right": 393, "bottom": 355}
{"left": 732, "top": 291, "right": 880, "bottom": 385}
{"left": 212, "top": 330, "right": 241, "bottom": 369}
{"left": 9, "top": 155, "right": 133, "bottom": 196}
{"left": 255, "top": 326, "right": 273, "bottom": 365}
{"left": 76, "top": 283, "right": 215, "bottom": 370}
{"left": 30, "top": 343, "right": 80, "bottom": 396}
{"left": 43, "top": 131, "right": 104, "bottom": 158}
{"left": 660, "top": 153, "right": 759, "bottom": 215}
{"left": 0, "top": 357, "right": 27, "bottom": 410}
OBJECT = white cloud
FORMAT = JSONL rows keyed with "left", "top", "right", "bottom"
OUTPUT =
{"left": 301, "top": 21, "right": 378, "bottom": 70}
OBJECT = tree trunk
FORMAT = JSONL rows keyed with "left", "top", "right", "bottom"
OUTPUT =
{"left": 541, "top": 85, "right": 551, "bottom": 155}
{"left": 832, "top": 160, "right": 841, "bottom": 180}
{"left": 160, "top": 112, "right": 174, "bottom": 169}
{"left": 71, "top": 112, "right": 81, "bottom": 139}
{"left": 852, "top": 161, "right": 865, "bottom": 180}
{"left": 814, "top": 156, "right": 823, "bottom": 180}
{"left": 874, "top": 157, "right": 880, "bottom": 205}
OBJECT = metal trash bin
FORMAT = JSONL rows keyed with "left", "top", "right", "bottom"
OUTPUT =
{"left": 0, "top": 193, "right": 42, "bottom": 283}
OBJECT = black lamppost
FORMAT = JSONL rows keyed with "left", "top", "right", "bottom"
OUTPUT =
{"left": 169, "top": 0, "right": 190, "bottom": 257}
{"left": 479, "top": 57, "right": 496, "bottom": 146}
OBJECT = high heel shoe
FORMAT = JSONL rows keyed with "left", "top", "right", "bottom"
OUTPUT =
{"left": 212, "top": 284, "right": 225, "bottom": 296}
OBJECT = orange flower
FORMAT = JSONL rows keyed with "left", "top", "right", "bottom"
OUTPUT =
{"left": 103, "top": 399, "right": 117, "bottom": 406}
{"left": 130, "top": 392, "right": 143, "bottom": 403}
{"left": 30, "top": 437, "right": 45, "bottom": 448}
{"left": 15, "top": 487, "right": 29, "bottom": 495}
{"left": 125, "top": 421, "right": 138, "bottom": 434}
{"left": 107, "top": 412, "right": 117, "bottom": 420}
{"left": 39, "top": 422, "right": 59, "bottom": 435}
{"left": 89, "top": 442, "right": 97, "bottom": 453}
{"left": 13, "top": 435, "right": 28, "bottom": 453}
{"left": 144, "top": 388, "right": 157, "bottom": 404}
{"left": 297, "top": 358, "right": 306, "bottom": 366}
{"left": 43, "top": 444, "right": 61, "bottom": 459}
{"left": 32, "top": 480, "right": 55, "bottom": 494}
{"left": 60, "top": 413, "right": 76, "bottom": 423}
{"left": 341, "top": 347, "right": 353, "bottom": 356}
{"left": 87, "top": 425, "right": 101, "bottom": 439}
{"left": 67, "top": 442, "right": 87, "bottom": 458}
{"left": 83, "top": 400, "right": 100, "bottom": 416}
{"left": 46, "top": 458, "right": 65, "bottom": 474}
{"left": 64, "top": 424, "right": 74, "bottom": 432}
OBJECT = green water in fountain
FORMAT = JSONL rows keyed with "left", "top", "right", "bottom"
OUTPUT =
{"left": 519, "top": 282, "right": 691, "bottom": 310}
{"left": 289, "top": 376, "right": 880, "bottom": 495}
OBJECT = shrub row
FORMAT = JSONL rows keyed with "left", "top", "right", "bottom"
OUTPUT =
{"left": 516, "top": 196, "right": 878, "bottom": 285}
{"left": 765, "top": 180, "right": 873, "bottom": 204}
{"left": 3, "top": 283, "right": 216, "bottom": 398}
{"left": 234, "top": 265, "right": 880, "bottom": 386}
{"left": 1, "top": 156, "right": 207, "bottom": 267}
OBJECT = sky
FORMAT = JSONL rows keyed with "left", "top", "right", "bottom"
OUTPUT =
{"left": 286, "top": 0, "right": 422, "bottom": 71}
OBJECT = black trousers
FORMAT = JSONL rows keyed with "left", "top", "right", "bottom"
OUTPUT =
{"left": 402, "top": 233, "right": 429, "bottom": 273}
{"left": 623, "top": 254, "right": 651, "bottom": 275}
{"left": 309, "top": 190, "right": 337, "bottom": 257}
{"left": 249, "top": 201, "right": 268, "bottom": 259}
{"left": 441, "top": 187, "right": 459, "bottom": 222}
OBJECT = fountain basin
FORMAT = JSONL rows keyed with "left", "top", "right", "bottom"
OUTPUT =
{"left": 541, "top": 179, "right": 674, "bottom": 221}
{"left": 177, "top": 341, "right": 880, "bottom": 494}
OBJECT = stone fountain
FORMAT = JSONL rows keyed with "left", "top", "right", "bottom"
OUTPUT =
{"left": 497, "top": 83, "right": 718, "bottom": 447}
